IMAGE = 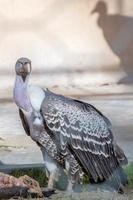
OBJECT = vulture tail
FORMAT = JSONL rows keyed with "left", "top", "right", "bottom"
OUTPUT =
{"left": 108, "top": 166, "right": 128, "bottom": 193}
{"left": 105, "top": 143, "right": 128, "bottom": 192}
{"left": 114, "top": 143, "right": 128, "bottom": 166}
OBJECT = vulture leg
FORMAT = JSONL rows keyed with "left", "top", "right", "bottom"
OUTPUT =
{"left": 41, "top": 149, "right": 59, "bottom": 190}
{"left": 48, "top": 171, "right": 57, "bottom": 189}
{"left": 65, "top": 154, "right": 83, "bottom": 192}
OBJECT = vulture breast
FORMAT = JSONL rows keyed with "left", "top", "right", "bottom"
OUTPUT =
{"left": 28, "top": 86, "right": 45, "bottom": 111}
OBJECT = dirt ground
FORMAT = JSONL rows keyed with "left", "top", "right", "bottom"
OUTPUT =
{"left": 8, "top": 189, "right": 133, "bottom": 200}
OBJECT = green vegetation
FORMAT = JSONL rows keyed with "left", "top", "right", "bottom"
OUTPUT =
{"left": 11, "top": 168, "right": 48, "bottom": 187}
{"left": 10, "top": 163, "right": 133, "bottom": 190}
{"left": 11, "top": 167, "right": 68, "bottom": 190}
{"left": 83, "top": 175, "right": 90, "bottom": 184}
{"left": 124, "top": 162, "right": 133, "bottom": 188}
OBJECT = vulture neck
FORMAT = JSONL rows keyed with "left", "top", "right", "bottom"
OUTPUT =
{"left": 13, "top": 74, "right": 32, "bottom": 112}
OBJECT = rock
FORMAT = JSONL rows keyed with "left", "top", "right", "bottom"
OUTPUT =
{"left": 0, "top": 172, "right": 43, "bottom": 198}
{"left": 0, "top": 186, "right": 28, "bottom": 199}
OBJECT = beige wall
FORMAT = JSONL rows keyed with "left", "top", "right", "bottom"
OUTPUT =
{"left": 0, "top": 0, "right": 133, "bottom": 97}
{"left": 0, "top": 0, "right": 118, "bottom": 70}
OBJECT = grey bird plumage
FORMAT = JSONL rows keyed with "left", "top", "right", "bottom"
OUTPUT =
{"left": 41, "top": 91, "right": 128, "bottom": 186}
{"left": 13, "top": 57, "right": 128, "bottom": 193}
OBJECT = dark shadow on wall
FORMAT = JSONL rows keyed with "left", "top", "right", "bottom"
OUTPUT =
{"left": 91, "top": 1, "right": 133, "bottom": 84}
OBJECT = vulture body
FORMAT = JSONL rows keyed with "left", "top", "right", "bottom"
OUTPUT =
{"left": 13, "top": 57, "right": 128, "bottom": 193}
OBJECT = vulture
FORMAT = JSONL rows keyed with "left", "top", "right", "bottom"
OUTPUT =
{"left": 13, "top": 57, "right": 128, "bottom": 193}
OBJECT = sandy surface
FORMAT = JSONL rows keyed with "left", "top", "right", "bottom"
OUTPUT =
{"left": 0, "top": 135, "right": 43, "bottom": 165}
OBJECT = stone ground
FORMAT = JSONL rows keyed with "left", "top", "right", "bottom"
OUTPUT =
{"left": 8, "top": 190, "right": 133, "bottom": 200}
{"left": 38, "top": 190, "right": 133, "bottom": 200}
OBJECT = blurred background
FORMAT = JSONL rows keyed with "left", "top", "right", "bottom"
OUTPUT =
{"left": 0, "top": 0, "right": 133, "bottom": 166}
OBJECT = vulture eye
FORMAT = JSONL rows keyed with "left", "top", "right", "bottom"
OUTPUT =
{"left": 15, "top": 62, "right": 24, "bottom": 75}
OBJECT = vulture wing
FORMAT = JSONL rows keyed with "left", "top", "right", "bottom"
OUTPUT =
{"left": 41, "top": 91, "right": 126, "bottom": 182}
{"left": 19, "top": 109, "right": 30, "bottom": 136}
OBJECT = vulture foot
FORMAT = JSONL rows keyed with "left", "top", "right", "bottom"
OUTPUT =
{"left": 42, "top": 188, "right": 55, "bottom": 197}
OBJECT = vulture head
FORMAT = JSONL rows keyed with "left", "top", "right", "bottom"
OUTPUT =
{"left": 14, "top": 57, "right": 32, "bottom": 112}
{"left": 15, "top": 57, "right": 32, "bottom": 81}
